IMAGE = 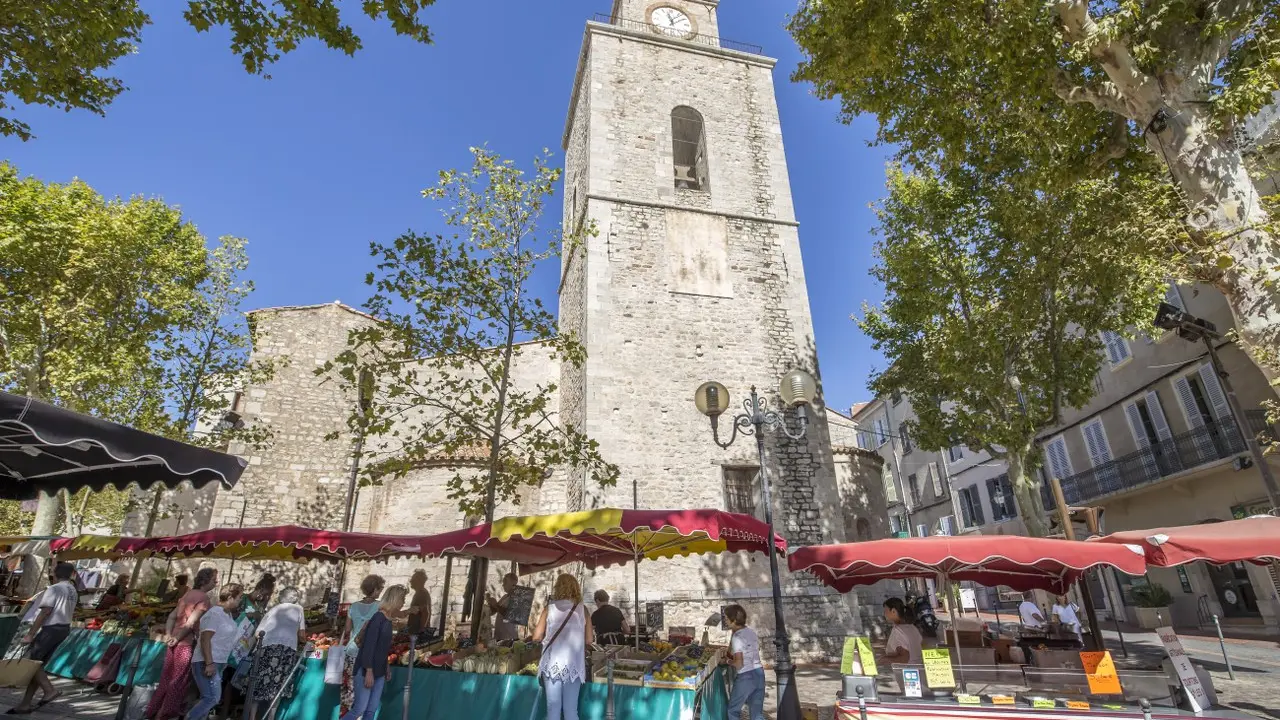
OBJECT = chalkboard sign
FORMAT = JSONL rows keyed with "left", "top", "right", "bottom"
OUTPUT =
{"left": 721, "top": 605, "right": 731, "bottom": 631}
{"left": 325, "top": 588, "right": 339, "bottom": 618}
{"left": 645, "top": 602, "right": 664, "bottom": 632}
{"left": 504, "top": 585, "right": 535, "bottom": 626}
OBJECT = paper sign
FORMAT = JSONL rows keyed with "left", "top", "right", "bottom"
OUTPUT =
{"left": 957, "top": 694, "right": 981, "bottom": 705}
{"left": 1157, "top": 626, "right": 1208, "bottom": 712}
{"left": 960, "top": 588, "right": 977, "bottom": 610}
{"left": 840, "top": 637, "right": 878, "bottom": 676}
{"left": 1031, "top": 699, "right": 1056, "bottom": 709}
{"left": 990, "top": 695, "right": 1016, "bottom": 705}
{"left": 1080, "top": 650, "right": 1122, "bottom": 695}
{"left": 921, "top": 648, "right": 956, "bottom": 688}
{"left": 902, "top": 668, "right": 923, "bottom": 698}
{"left": 1066, "top": 701, "right": 1092, "bottom": 711}
{"left": 841, "top": 638, "right": 859, "bottom": 675}
{"left": 856, "top": 637, "right": 878, "bottom": 676}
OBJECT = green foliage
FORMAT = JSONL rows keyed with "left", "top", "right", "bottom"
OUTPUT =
{"left": 0, "top": 161, "right": 208, "bottom": 424}
{"left": 2, "top": 0, "right": 436, "bottom": 139}
{"left": 322, "top": 147, "right": 619, "bottom": 518}
{"left": 0, "top": 162, "right": 270, "bottom": 534}
{"left": 1131, "top": 582, "right": 1174, "bottom": 608}
{"left": 0, "top": 503, "right": 35, "bottom": 536}
{"left": 861, "top": 164, "right": 1182, "bottom": 535}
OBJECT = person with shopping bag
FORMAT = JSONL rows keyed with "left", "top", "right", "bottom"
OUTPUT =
{"left": 530, "top": 574, "right": 594, "bottom": 720}
{"left": 339, "top": 586, "right": 406, "bottom": 720}
{"left": 336, "top": 575, "right": 384, "bottom": 715}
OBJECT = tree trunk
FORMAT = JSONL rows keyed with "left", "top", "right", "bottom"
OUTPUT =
{"left": 1007, "top": 450, "right": 1048, "bottom": 537}
{"left": 1149, "top": 105, "right": 1280, "bottom": 379}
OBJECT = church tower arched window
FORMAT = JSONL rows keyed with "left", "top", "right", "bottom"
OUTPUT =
{"left": 671, "top": 106, "right": 709, "bottom": 192}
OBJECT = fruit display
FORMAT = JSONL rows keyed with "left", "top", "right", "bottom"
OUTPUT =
{"left": 454, "top": 641, "right": 538, "bottom": 675}
{"left": 308, "top": 633, "right": 335, "bottom": 652}
{"left": 643, "top": 644, "right": 724, "bottom": 690}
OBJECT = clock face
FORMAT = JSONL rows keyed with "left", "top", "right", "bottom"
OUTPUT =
{"left": 650, "top": 6, "right": 693, "bottom": 37}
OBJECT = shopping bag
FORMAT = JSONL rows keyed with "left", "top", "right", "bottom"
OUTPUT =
{"left": 86, "top": 642, "right": 124, "bottom": 685}
{"left": 0, "top": 659, "right": 41, "bottom": 688}
{"left": 323, "top": 647, "right": 345, "bottom": 685}
{"left": 122, "top": 685, "right": 155, "bottom": 720}
{"left": 229, "top": 618, "right": 255, "bottom": 667}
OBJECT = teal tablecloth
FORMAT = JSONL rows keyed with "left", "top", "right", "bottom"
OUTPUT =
{"left": 43, "top": 628, "right": 165, "bottom": 685}
{"left": 40, "top": 629, "right": 728, "bottom": 720}
{"left": 278, "top": 659, "right": 729, "bottom": 720}
{"left": 0, "top": 615, "right": 20, "bottom": 655}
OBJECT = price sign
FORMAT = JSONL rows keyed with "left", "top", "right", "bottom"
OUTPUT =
{"left": 990, "top": 695, "right": 1016, "bottom": 706}
{"left": 1157, "top": 626, "right": 1208, "bottom": 712}
{"left": 325, "top": 588, "right": 339, "bottom": 619}
{"left": 921, "top": 648, "right": 956, "bottom": 688}
{"left": 1079, "top": 650, "right": 1122, "bottom": 695}
{"left": 645, "top": 602, "right": 664, "bottom": 632}
{"left": 1031, "top": 699, "right": 1056, "bottom": 709}
{"left": 956, "top": 695, "right": 981, "bottom": 705}
{"left": 1066, "top": 701, "right": 1092, "bottom": 711}
{"left": 504, "top": 586, "right": 535, "bottom": 626}
{"left": 840, "top": 637, "right": 878, "bottom": 676}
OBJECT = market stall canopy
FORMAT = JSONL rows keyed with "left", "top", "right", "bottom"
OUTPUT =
{"left": 788, "top": 535, "right": 1148, "bottom": 594}
{"left": 1090, "top": 515, "right": 1280, "bottom": 566}
{"left": 148, "top": 526, "right": 423, "bottom": 563}
{"left": 417, "top": 508, "right": 787, "bottom": 573}
{"left": 0, "top": 392, "right": 247, "bottom": 500}
{"left": 50, "top": 535, "right": 154, "bottom": 561}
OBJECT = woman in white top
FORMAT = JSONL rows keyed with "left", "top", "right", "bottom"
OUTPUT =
{"left": 338, "top": 574, "right": 386, "bottom": 717}
{"left": 531, "top": 574, "right": 594, "bottom": 720}
{"left": 188, "top": 583, "right": 243, "bottom": 720}
{"left": 234, "top": 587, "right": 307, "bottom": 708}
{"left": 882, "top": 598, "right": 924, "bottom": 665}
{"left": 723, "top": 604, "right": 765, "bottom": 720}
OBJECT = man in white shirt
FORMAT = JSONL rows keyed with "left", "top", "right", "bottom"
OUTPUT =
{"left": 1018, "top": 592, "right": 1046, "bottom": 630}
{"left": 12, "top": 563, "right": 78, "bottom": 713}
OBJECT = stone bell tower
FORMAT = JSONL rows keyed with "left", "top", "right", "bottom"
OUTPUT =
{"left": 556, "top": 2, "right": 861, "bottom": 657}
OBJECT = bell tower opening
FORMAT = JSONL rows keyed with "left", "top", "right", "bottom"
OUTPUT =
{"left": 671, "top": 106, "right": 710, "bottom": 191}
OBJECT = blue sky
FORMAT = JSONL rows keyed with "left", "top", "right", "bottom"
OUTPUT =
{"left": 1, "top": 0, "right": 892, "bottom": 412}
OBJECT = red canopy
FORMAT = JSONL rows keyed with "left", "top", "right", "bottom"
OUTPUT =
{"left": 415, "top": 508, "right": 786, "bottom": 573}
{"left": 788, "top": 535, "right": 1148, "bottom": 594}
{"left": 148, "top": 525, "right": 422, "bottom": 563}
{"left": 1090, "top": 515, "right": 1280, "bottom": 566}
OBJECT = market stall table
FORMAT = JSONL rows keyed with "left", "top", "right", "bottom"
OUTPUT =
{"left": 272, "top": 656, "right": 728, "bottom": 720}
{"left": 41, "top": 628, "right": 164, "bottom": 686}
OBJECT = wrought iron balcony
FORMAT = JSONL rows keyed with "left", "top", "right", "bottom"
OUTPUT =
{"left": 1058, "top": 411, "right": 1276, "bottom": 505}
{"left": 592, "top": 14, "right": 765, "bottom": 55}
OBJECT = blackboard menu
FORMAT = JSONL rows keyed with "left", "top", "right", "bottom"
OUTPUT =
{"left": 720, "top": 605, "right": 731, "bottom": 631}
{"left": 645, "top": 602, "right": 664, "bottom": 632}
{"left": 325, "top": 588, "right": 340, "bottom": 618}
{"left": 504, "top": 585, "right": 535, "bottom": 626}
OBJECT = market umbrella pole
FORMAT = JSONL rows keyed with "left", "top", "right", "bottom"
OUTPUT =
{"left": 942, "top": 574, "right": 965, "bottom": 693}
{"left": 633, "top": 544, "right": 641, "bottom": 649}
{"left": 402, "top": 634, "right": 417, "bottom": 720}
{"left": 1050, "top": 478, "right": 1103, "bottom": 650}
{"left": 438, "top": 556, "right": 453, "bottom": 637}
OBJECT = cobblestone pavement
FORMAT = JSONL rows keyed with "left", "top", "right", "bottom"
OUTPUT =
{"left": 749, "top": 628, "right": 1280, "bottom": 720}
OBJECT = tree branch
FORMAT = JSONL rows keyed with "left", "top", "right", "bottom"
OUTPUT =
{"left": 1050, "top": 0, "right": 1163, "bottom": 120}
{"left": 1052, "top": 70, "right": 1131, "bottom": 116}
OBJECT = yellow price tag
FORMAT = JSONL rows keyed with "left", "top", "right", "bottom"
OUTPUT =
{"left": 921, "top": 648, "right": 956, "bottom": 688}
{"left": 957, "top": 695, "right": 981, "bottom": 705}
{"left": 990, "top": 695, "right": 1016, "bottom": 706}
{"left": 1032, "top": 699, "right": 1056, "bottom": 709}
{"left": 1066, "top": 701, "right": 1092, "bottom": 711}
{"left": 856, "top": 637, "right": 877, "bottom": 676}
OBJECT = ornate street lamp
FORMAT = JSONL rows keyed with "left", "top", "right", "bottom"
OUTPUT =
{"left": 694, "top": 369, "right": 817, "bottom": 720}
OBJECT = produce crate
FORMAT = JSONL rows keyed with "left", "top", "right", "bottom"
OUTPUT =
{"left": 591, "top": 657, "right": 649, "bottom": 687}
{"left": 643, "top": 646, "right": 722, "bottom": 690}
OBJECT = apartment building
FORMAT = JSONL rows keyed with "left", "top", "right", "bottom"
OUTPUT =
{"left": 852, "top": 395, "right": 960, "bottom": 541}
{"left": 1040, "top": 283, "right": 1280, "bottom": 632}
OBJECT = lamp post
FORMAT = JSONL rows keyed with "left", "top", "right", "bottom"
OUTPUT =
{"left": 694, "top": 369, "right": 817, "bottom": 720}
{"left": 1153, "top": 303, "right": 1280, "bottom": 511}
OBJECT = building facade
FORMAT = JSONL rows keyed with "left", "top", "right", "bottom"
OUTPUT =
{"left": 134, "top": 0, "right": 891, "bottom": 660}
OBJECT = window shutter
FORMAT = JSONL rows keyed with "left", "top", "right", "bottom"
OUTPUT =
{"left": 971, "top": 487, "right": 986, "bottom": 525}
{"left": 940, "top": 516, "right": 955, "bottom": 536}
{"left": 986, "top": 478, "right": 1001, "bottom": 520}
{"left": 929, "top": 462, "right": 943, "bottom": 497}
{"left": 1045, "top": 435, "right": 1073, "bottom": 480}
{"left": 916, "top": 524, "right": 928, "bottom": 538}
{"left": 1146, "top": 391, "right": 1173, "bottom": 440}
{"left": 882, "top": 465, "right": 899, "bottom": 504}
{"left": 1081, "top": 419, "right": 1113, "bottom": 466}
{"left": 1100, "top": 331, "right": 1130, "bottom": 365}
{"left": 958, "top": 489, "right": 974, "bottom": 527}
{"left": 1165, "top": 283, "right": 1186, "bottom": 311}
{"left": 1197, "top": 363, "right": 1231, "bottom": 420}
{"left": 1173, "top": 375, "right": 1204, "bottom": 428}
{"left": 1124, "top": 402, "right": 1150, "bottom": 449}
{"left": 999, "top": 475, "right": 1018, "bottom": 519}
